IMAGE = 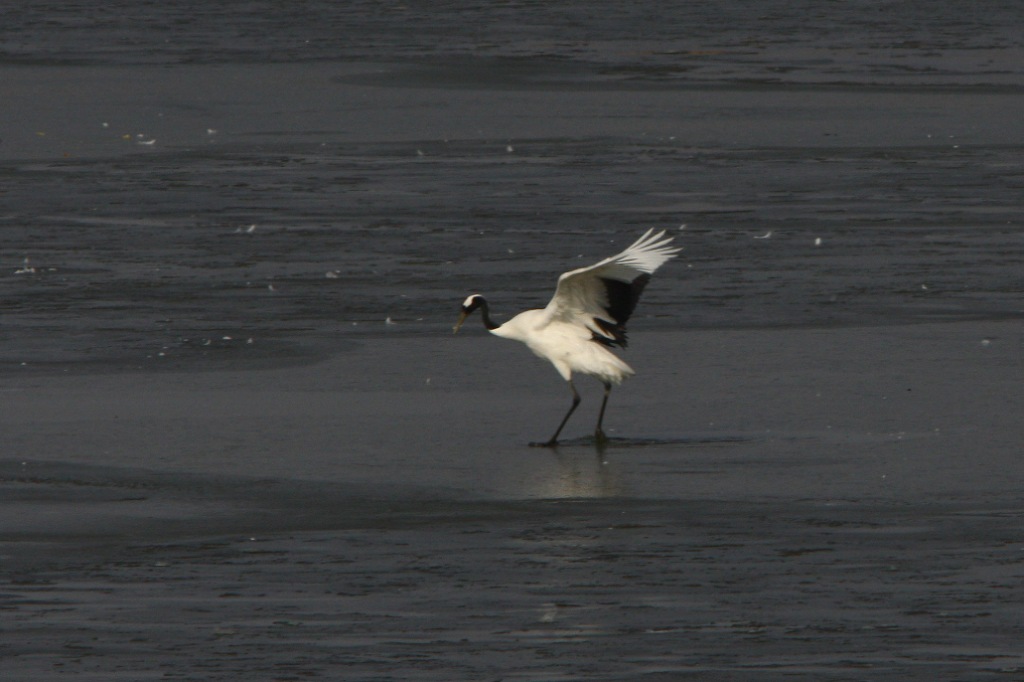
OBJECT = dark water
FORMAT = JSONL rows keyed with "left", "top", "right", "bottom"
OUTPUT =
{"left": 2, "top": 3, "right": 1024, "bottom": 680}
{"left": 3, "top": 1, "right": 1023, "bottom": 372}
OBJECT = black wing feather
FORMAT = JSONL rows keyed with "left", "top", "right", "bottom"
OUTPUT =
{"left": 592, "top": 274, "right": 651, "bottom": 348}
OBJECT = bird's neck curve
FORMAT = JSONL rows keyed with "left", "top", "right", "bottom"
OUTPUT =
{"left": 476, "top": 297, "right": 499, "bottom": 331}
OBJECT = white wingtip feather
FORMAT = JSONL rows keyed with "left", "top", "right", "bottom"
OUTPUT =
{"left": 617, "top": 228, "right": 681, "bottom": 274}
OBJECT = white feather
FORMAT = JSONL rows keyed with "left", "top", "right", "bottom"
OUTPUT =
{"left": 545, "top": 228, "right": 680, "bottom": 342}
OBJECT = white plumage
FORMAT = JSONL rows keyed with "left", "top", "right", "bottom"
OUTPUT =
{"left": 453, "top": 229, "right": 679, "bottom": 446}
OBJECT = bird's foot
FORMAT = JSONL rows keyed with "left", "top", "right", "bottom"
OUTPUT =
{"left": 529, "top": 439, "right": 559, "bottom": 448}
{"left": 594, "top": 429, "right": 608, "bottom": 445}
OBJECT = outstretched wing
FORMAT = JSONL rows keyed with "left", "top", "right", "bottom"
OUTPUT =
{"left": 544, "top": 229, "right": 680, "bottom": 347}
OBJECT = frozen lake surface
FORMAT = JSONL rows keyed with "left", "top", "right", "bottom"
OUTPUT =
{"left": 1, "top": 2, "right": 1023, "bottom": 679}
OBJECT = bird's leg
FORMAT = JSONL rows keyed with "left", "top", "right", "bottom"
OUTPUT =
{"left": 595, "top": 382, "right": 612, "bottom": 444}
{"left": 533, "top": 380, "right": 581, "bottom": 447}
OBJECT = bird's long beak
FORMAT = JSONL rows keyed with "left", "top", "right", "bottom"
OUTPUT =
{"left": 452, "top": 311, "right": 468, "bottom": 334}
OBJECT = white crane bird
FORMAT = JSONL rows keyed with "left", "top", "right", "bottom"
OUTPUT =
{"left": 453, "top": 229, "right": 680, "bottom": 446}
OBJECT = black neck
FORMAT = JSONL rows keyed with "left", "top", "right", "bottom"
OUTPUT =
{"left": 477, "top": 298, "right": 499, "bottom": 330}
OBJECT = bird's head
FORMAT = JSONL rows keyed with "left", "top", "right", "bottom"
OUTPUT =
{"left": 452, "top": 294, "right": 486, "bottom": 333}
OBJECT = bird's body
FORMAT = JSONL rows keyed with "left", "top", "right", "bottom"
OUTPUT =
{"left": 490, "top": 310, "right": 635, "bottom": 386}
{"left": 453, "top": 228, "right": 679, "bottom": 446}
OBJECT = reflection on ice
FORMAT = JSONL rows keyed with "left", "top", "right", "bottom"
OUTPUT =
{"left": 542, "top": 448, "right": 624, "bottom": 499}
{"left": 525, "top": 434, "right": 753, "bottom": 499}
